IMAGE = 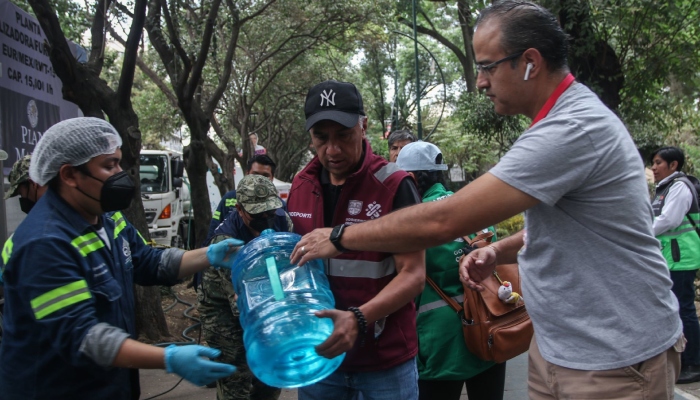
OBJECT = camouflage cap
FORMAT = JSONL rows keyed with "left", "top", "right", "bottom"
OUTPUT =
{"left": 237, "top": 174, "right": 283, "bottom": 214}
{"left": 5, "top": 155, "right": 32, "bottom": 199}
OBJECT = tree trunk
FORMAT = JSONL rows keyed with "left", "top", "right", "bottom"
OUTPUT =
{"left": 181, "top": 107, "right": 213, "bottom": 249}
{"left": 28, "top": 0, "right": 171, "bottom": 342}
{"left": 457, "top": 0, "right": 476, "bottom": 93}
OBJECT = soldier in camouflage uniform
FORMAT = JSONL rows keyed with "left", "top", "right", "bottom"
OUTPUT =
{"left": 198, "top": 174, "right": 293, "bottom": 400}
{"left": 4, "top": 154, "right": 46, "bottom": 214}
{"left": 205, "top": 154, "right": 282, "bottom": 244}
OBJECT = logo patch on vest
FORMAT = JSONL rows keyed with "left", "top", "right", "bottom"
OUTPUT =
{"left": 289, "top": 211, "right": 312, "bottom": 219}
{"left": 122, "top": 238, "right": 132, "bottom": 265}
{"left": 348, "top": 200, "right": 363, "bottom": 216}
{"left": 365, "top": 201, "right": 382, "bottom": 219}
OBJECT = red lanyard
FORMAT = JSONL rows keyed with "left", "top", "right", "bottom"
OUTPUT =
{"left": 529, "top": 73, "right": 575, "bottom": 128}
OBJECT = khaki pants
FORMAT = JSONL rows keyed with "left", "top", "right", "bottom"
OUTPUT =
{"left": 528, "top": 335, "right": 684, "bottom": 400}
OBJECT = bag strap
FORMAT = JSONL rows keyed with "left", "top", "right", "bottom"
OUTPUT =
{"left": 463, "top": 231, "right": 494, "bottom": 247}
{"left": 672, "top": 178, "right": 700, "bottom": 238}
{"left": 425, "top": 276, "right": 463, "bottom": 313}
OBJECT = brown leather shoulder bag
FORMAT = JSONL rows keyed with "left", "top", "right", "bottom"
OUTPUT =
{"left": 424, "top": 233, "right": 533, "bottom": 363}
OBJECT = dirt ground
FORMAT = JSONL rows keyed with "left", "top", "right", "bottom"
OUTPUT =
{"left": 159, "top": 282, "right": 204, "bottom": 345}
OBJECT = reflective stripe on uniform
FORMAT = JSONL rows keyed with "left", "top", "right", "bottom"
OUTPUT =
{"left": 137, "top": 230, "right": 148, "bottom": 245}
{"left": 659, "top": 226, "right": 697, "bottom": 237}
{"left": 31, "top": 280, "right": 92, "bottom": 320}
{"left": 374, "top": 163, "right": 401, "bottom": 184}
{"left": 71, "top": 233, "right": 105, "bottom": 257}
{"left": 225, "top": 198, "right": 237, "bottom": 207}
{"left": 213, "top": 211, "right": 221, "bottom": 221}
{"left": 327, "top": 258, "right": 396, "bottom": 278}
{"left": 417, "top": 294, "right": 464, "bottom": 314}
{"left": 2, "top": 234, "right": 13, "bottom": 264}
{"left": 111, "top": 212, "right": 127, "bottom": 238}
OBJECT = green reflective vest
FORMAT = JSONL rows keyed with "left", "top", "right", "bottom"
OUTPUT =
{"left": 416, "top": 183, "right": 497, "bottom": 380}
{"left": 653, "top": 175, "right": 700, "bottom": 271}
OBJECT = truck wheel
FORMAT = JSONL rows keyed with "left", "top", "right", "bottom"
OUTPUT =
{"left": 171, "top": 234, "right": 185, "bottom": 249}
{"left": 173, "top": 222, "right": 189, "bottom": 250}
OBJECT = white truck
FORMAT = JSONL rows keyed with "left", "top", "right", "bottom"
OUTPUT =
{"left": 139, "top": 150, "right": 197, "bottom": 248}
{"left": 139, "top": 150, "right": 291, "bottom": 248}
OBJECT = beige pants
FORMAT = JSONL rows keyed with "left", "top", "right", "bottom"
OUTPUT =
{"left": 528, "top": 335, "right": 684, "bottom": 400}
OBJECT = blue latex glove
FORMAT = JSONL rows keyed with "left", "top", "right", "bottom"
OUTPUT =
{"left": 164, "top": 344, "right": 236, "bottom": 386}
{"left": 206, "top": 238, "right": 244, "bottom": 269}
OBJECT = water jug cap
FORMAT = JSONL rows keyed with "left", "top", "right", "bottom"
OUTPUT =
{"left": 260, "top": 229, "right": 275, "bottom": 236}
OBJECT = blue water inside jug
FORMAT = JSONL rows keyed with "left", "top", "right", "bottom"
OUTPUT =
{"left": 230, "top": 230, "right": 345, "bottom": 388}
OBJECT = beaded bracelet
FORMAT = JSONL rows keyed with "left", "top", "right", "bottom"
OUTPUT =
{"left": 348, "top": 306, "right": 367, "bottom": 347}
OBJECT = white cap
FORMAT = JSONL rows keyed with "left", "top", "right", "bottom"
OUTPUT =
{"left": 395, "top": 141, "right": 448, "bottom": 172}
{"left": 29, "top": 117, "right": 122, "bottom": 186}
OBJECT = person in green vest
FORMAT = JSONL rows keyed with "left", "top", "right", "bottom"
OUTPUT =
{"left": 650, "top": 146, "right": 700, "bottom": 384}
{"left": 396, "top": 141, "right": 505, "bottom": 400}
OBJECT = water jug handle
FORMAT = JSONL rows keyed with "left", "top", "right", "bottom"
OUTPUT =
{"left": 265, "top": 257, "right": 285, "bottom": 301}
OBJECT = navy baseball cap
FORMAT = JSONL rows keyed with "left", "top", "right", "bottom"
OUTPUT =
{"left": 304, "top": 80, "right": 365, "bottom": 131}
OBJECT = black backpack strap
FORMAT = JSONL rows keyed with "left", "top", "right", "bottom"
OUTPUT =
{"left": 673, "top": 177, "right": 700, "bottom": 238}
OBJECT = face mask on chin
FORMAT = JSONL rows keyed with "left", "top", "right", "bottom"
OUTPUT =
{"left": 19, "top": 197, "right": 35, "bottom": 214}
{"left": 76, "top": 169, "right": 136, "bottom": 212}
{"left": 18, "top": 183, "right": 38, "bottom": 214}
{"left": 248, "top": 214, "right": 276, "bottom": 234}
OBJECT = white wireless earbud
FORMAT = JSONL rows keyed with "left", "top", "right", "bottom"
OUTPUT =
{"left": 524, "top": 63, "right": 533, "bottom": 81}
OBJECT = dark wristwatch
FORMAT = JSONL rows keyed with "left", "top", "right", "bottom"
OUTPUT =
{"left": 330, "top": 223, "right": 349, "bottom": 253}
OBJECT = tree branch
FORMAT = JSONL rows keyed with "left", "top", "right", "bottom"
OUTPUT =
{"left": 397, "top": 16, "right": 472, "bottom": 86}
{"left": 87, "top": 0, "right": 112, "bottom": 73}
{"left": 145, "top": 0, "right": 179, "bottom": 88}
{"left": 239, "top": 0, "right": 276, "bottom": 25}
{"left": 106, "top": 23, "right": 179, "bottom": 107}
{"left": 185, "top": 0, "right": 223, "bottom": 102}
{"left": 117, "top": 0, "right": 147, "bottom": 107}
{"left": 204, "top": 0, "right": 240, "bottom": 115}
{"left": 159, "top": 0, "right": 191, "bottom": 94}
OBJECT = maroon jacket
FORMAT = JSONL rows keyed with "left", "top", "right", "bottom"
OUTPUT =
{"left": 287, "top": 140, "right": 418, "bottom": 372}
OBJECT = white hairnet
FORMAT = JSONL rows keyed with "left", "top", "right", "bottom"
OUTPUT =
{"left": 29, "top": 117, "right": 122, "bottom": 186}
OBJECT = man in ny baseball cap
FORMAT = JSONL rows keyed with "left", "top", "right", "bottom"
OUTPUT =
{"left": 287, "top": 79, "right": 424, "bottom": 399}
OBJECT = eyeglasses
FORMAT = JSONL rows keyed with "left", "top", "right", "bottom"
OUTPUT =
{"left": 475, "top": 51, "right": 524, "bottom": 75}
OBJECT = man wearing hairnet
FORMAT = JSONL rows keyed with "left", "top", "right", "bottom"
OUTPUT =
{"left": 0, "top": 117, "right": 240, "bottom": 399}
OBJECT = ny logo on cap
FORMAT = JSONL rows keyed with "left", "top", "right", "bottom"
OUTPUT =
{"left": 320, "top": 89, "right": 336, "bottom": 107}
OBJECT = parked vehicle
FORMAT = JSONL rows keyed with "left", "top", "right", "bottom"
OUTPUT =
{"left": 139, "top": 150, "right": 291, "bottom": 248}
{"left": 139, "top": 150, "right": 200, "bottom": 248}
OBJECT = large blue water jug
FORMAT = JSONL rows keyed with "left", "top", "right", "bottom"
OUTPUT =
{"left": 230, "top": 230, "right": 345, "bottom": 388}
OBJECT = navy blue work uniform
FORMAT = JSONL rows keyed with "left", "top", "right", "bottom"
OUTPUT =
{"left": 0, "top": 188, "right": 179, "bottom": 399}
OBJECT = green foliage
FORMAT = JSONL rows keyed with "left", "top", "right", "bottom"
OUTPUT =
{"left": 99, "top": 49, "right": 184, "bottom": 148}
{"left": 12, "top": 0, "right": 89, "bottom": 44}
{"left": 367, "top": 131, "right": 390, "bottom": 160}
{"left": 587, "top": 0, "right": 700, "bottom": 145}
{"left": 496, "top": 214, "right": 524, "bottom": 239}
{"left": 454, "top": 92, "right": 528, "bottom": 157}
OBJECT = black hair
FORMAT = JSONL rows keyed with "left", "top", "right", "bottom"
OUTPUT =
{"left": 412, "top": 170, "right": 447, "bottom": 196}
{"left": 247, "top": 154, "right": 277, "bottom": 175}
{"left": 476, "top": 0, "right": 569, "bottom": 72}
{"left": 48, "top": 175, "right": 61, "bottom": 191}
{"left": 388, "top": 130, "right": 416, "bottom": 148}
{"left": 650, "top": 146, "right": 685, "bottom": 172}
{"left": 408, "top": 152, "right": 447, "bottom": 195}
